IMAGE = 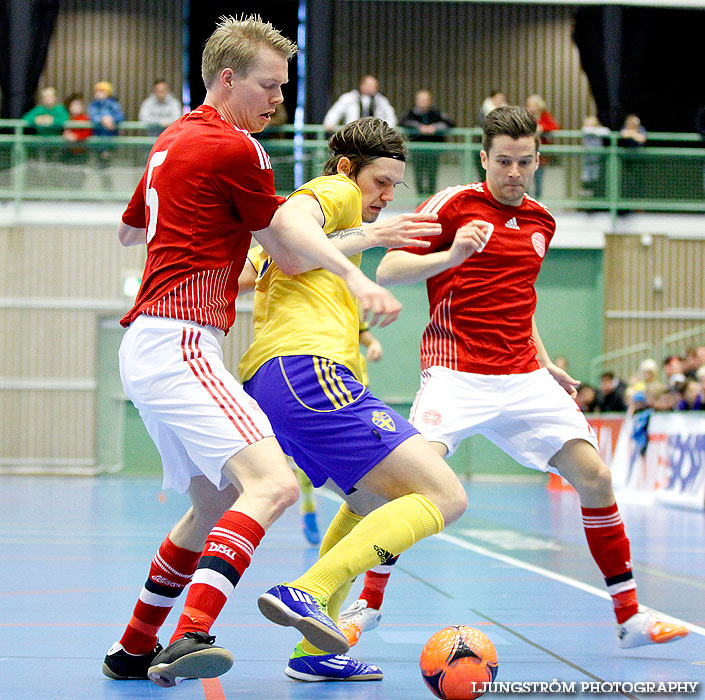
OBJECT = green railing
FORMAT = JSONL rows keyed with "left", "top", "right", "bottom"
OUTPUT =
{"left": 2, "top": 120, "right": 705, "bottom": 222}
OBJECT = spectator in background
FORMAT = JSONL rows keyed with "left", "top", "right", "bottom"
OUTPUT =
{"left": 526, "top": 94, "right": 559, "bottom": 200}
{"left": 400, "top": 89, "right": 455, "bottom": 197}
{"left": 597, "top": 371, "right": 627, "bottom": 412}
{"left": 23, "top": 86, "right": 69, "bottom": 168}
{"left": 477, "top": 89, "right": 507, "bottom": 126}
{"left": 23, "top": 87, "right": 69, "bottom": 136}
{"left": 62, "top": 93, "right": 92, "bottom": 143}
{"left": 651, "top": 388, "right": 676, "bottom": 412}
{"left": 626, "top": 358, "right": 664, "bottom": 404}
{"left": 682, "top": 345, "right": 705, "bottom": 380}
{"left": 323, "top": 74, "right": 396, "bottom": 131}
{"left": 62, "top": 93, "right": 92, "bottom": 189}
{"left": 476, "top": 90, "right": 507, "bottom": 178}
{"left": 581, "top": 115, "right": 609, "bottom": 199}
{"left": 619, "top": 114, "right": 647, "bottom": 205}
{"left": 138, "top": 80, "right": 183, "bottom": 137}
{"left": 576, "top": 383, "right": 599, "bottom": 413}
{"left": 88, "top": 81, "right": 124, "bottom": 190}
{"left": 675, "top": 379, "right": 703, "bottom": 411}
{"left": 620, "top": 114, "right": 647, "bottom": 147}
{"left": 663, "top": 354, "right": 686, "bottom": 390}
{"left": 89, "top": 81, "right": 124, "bottom": 136}
{"left": 696, "top": 365, "right": 705, "bottom": 400}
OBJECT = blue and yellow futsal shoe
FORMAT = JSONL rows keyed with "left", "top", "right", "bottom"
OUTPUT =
{"left": 285, "top": 642, "right": 383, "bottom": 682}
{"left": 257, "top": 583, "right": 350, "bottom": 655}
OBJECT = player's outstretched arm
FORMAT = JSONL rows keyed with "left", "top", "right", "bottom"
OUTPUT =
{"left": 377, "top": 220, "right": 491, "bottom": 286}
{"left": 118, "top": 221, "right": 146, "bottom": 246}
{"left": 322, "top": 211, "right": 441, "bottom": 259}
{"left": 531, "top": 316, "right": 579, "bottom": 398}
{"left": 335, "top": 212, "right": 442, "bottom": 255}
{"left": 252, "top": 195, "right": 402, "bottom": 327}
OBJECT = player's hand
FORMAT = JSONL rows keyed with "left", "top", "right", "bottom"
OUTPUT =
{"left": 368, "top": 212, "right": 442, "bottom": 250}
{"left": 447, "top": 220, "right": 493, "bottom": 267}
{"left": 546, "top": 363, "right": 580, "bottom": 398}
{"left": 366, "top": 337, "right": 383, "bottom": 362}
{"left": 343, "top": 269, "right": 402, "bottom": 328}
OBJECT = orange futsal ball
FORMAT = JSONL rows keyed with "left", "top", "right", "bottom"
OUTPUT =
{"left": 420, "top": 625, "right": 498, "bottom": 700}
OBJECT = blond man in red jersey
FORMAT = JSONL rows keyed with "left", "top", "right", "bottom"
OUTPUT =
{"left": 103, "top": 16, "right": 402, "bottom": 688}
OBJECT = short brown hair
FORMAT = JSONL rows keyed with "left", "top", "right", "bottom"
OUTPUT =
{"left": 482, "top": 106, "right": 539, "bottom": 152}
{"left": 322, "top": 117, "right": 407, "bottom": 179}
{"left": 201, "top": 15, "right": 297, "bottom": 88}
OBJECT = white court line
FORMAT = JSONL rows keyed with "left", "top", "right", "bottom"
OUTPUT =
{"left": 437, "top": 532, "right": 705, "bottom": 638}
{"left": 319, "top": 490, "right": 705, "bottom": 638}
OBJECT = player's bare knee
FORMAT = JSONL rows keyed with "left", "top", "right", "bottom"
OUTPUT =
{"left": 267, "top": 471, "right": 300, "bottom": 514}
{"left": 440, "top": 478, "right": 468, "bottom": 525}
{"left": 424, "top": 474, "right": 467, "bottom": 526}
{"left": 589, "top": 462, "right": 614, "bottom": 501}
{"left": 570, "top": 459, "right": 614, "bottom": 502}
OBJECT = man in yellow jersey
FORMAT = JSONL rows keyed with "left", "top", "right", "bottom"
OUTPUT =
{"left": 239, "top": 265, "right": 383, "bottom": 550}
{"left": 237, "top": 117, "right": 469, "bottom": 682}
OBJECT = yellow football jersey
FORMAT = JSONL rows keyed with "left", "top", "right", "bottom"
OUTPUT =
{"left": 238, "top": 174, "right": 365, "bottom": 383}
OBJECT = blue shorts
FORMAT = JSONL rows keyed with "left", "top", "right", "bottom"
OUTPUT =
{"left": 243, "top": 355, "right": 418, "bottom": 493}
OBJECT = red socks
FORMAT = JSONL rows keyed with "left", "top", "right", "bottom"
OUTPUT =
{"left": 582, "top": 504, "right": 638, "bottom": 623}
{"left": 170, "top": 511, "right": 265, "bottom": 643}
{"left": 120, "top": 536, "right": 201, "bottom": 655}
{"left": 359, "top": 555, "right": 399, "bottom": 610}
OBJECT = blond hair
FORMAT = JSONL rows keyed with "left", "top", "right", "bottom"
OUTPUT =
{"left": 201, "top": 15, "right": 297, "bottom": 88}
{"left": 94, "top": 81, "right": 112, "bottom": 96}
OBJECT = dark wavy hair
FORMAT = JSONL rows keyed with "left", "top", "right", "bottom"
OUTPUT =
{"left": 482, "top": 106, "right": 539, "bottom": 152}
{"left": 323, "top": 117, "right": 407, "bottom": 178}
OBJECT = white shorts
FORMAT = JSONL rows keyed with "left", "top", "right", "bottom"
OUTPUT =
{"left": 409, "top": 365, "right": 598, "bottom": 472}
{"left": 119, "top": 315, "right": 274, "bottom": 494}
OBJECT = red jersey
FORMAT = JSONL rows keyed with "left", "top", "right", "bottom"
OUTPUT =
{"left": 406, "top": 182, "right": 555, "bottom": 375}
{"left": 66, "top": 113, "right": 92, "bottom": 141}
{"left": 121, "top": 105, "right": 283, "bottom": 332}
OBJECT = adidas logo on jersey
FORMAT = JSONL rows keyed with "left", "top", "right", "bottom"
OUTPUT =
{"left": 505, "top": 217, "right": 520, "bottom": 230}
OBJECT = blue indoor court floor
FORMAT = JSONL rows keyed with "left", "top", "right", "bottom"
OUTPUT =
{"left": 1, "top": 476, "right": 703, "bottom": 700}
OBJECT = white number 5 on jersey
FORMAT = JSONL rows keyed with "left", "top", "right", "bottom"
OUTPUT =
{"left": 146, "top": 150, "right": 168, "bottom": 243}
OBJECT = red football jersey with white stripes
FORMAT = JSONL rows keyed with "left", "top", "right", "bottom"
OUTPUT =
{"left": 404, "top": 182, "right": 556, "bottom": 375}
{"left": 121, "top": 105, "right": 283, "bottom": 332}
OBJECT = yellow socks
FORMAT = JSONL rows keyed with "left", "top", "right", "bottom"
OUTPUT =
{"left": 300, "top": 502, "right": 362, "bottom": 656}
{"left": 292, "top": 493, "right": 444, "bottom": 604}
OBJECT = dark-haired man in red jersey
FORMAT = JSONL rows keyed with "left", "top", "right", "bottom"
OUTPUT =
{"left": 341, "top": 105, "right": 690, "bottom": 652}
